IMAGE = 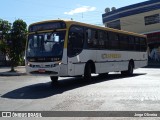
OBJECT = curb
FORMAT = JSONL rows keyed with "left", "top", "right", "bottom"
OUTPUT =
{"left": 0, "top": 72, "right": 27, "bottom": 76}
{"left": 0, "top": 66, "right": 27, "bottom": 76}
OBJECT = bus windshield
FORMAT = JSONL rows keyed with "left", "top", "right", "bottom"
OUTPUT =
{"left": 26, "top": 31, "right": 65, "bottom": 59}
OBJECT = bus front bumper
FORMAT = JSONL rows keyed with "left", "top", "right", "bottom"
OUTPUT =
{"left": 25, "top": 62, "right": 60, "bottom": 76}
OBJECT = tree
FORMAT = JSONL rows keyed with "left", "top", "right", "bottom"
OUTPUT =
{"left": 10, "top": 19, "right": 27, "bottom": 71}
{"left": 0, "top": 19, "right": 27, "bottom": 72}
{"left": 0, "top": 19, "right": 11, "bottom": 54}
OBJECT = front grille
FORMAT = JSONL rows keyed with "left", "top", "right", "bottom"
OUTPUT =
{"left": 30, "top": 71, "right": 58, "bottom": 75}
{"left": 27, "top": 57, "right": 61, "bottom": 62}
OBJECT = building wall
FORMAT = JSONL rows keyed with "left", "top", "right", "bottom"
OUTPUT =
{"left": 102, "top": 0, "right": 160, "bottom": 62}
{"left": 120, "top": 9, "right": 160, "bottom": 34}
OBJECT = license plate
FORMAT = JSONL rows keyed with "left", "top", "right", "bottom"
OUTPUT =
{"left": 38, "top": 69, "right": 46, "bottom": 73}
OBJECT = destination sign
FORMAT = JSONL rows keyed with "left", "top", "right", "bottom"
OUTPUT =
{"left": 29, "top": 22, "right": 66, "bottom": 32}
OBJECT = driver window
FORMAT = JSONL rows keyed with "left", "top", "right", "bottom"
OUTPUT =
{"left": 44, "top": 33, "right": 54, "bottom": 52}
{"left": 33, "top": 36, "right": 38, "bottom": 47}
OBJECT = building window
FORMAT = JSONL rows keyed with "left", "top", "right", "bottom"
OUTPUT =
{"left": 144, "top": 14, "right": 160, "bottom": 25}
{"left": 107, "top": 20, "right": 121, "bottom": 30}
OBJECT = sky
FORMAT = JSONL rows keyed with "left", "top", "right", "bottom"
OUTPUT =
{"left": 0, "top": 0, "right": 148, "bottom": 26}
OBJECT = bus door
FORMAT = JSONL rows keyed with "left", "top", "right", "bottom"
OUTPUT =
{"left": 67, "top": 25, "right": 84, "bottom": 76}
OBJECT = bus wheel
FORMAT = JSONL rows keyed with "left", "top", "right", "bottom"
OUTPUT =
{"left": 127, "top": 62, "right": 134, "bottom": 76}
{"left": 50, "top": 76, "right": 58, "bottom": 83}
{"left": 84, "top": 63, "right": 92, "bottom": 81}
{"left": 121, "top": 62, "right": 134, "bottom": 76}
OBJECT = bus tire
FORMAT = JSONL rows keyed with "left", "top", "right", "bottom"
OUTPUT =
{"left": 50, "top": 76, "right": 58, "bottom": 83}
{"left": 127, "top": 62, "right": 134, "bottom": 76}
{"left": 84, "top": 63, "right": 92, "bottom": 81}
{"left": 121, "top": 62, "right": 134, "bottom": 76}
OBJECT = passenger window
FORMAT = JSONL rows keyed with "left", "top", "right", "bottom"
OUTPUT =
{"left": 140, "top": 38, "right": 147, "bottom": 52}
{"left": 104, "top": 32, "right": 109, "bottom": 49}
{"left": 108, "top": 32, "right": 119, "bottom": 50}
{"left": 86, "top": 29, "right": 98, "bottom": 49}
{"left": 128, "top": 36, "right": 135, "bottom": 51}
{"left": 99, "top": 31, "right": 105, "bottom": 49}
{"left": 119, "top": 34, "right": 129, "bottom": 50}
{"left": 135, "top": 37, "right": 140, "bottom": 51}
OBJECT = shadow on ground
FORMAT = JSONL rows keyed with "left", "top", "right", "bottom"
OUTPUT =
{"left": 1, "top": 73, "right": 145, "bottom": 99}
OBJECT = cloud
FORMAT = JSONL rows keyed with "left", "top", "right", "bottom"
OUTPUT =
{"left": 64, "top": 6, "right": 96, "bottom": 15}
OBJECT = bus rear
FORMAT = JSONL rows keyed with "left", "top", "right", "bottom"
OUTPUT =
{"left": 25, "top": 20, "right": 68, "bottom": 81}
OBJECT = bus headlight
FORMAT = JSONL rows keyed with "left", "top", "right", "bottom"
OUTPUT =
{"left": 27, "top": 62, "right": 35, "bottom": 67}
{"left": 27, "top": 62, "right": 30, "bottom": 66}
{"left": 28, "top": 63, "right": 33, "bottom": 67}
{"left": 51, "top": 62, "right": 61, "bottom": 67}
{"left": 54, "top": 63, "right": 60, "bottom": 67}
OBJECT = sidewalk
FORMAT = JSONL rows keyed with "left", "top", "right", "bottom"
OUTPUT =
{"left": 0, "top": 66, "right": 27, "bottom": 76}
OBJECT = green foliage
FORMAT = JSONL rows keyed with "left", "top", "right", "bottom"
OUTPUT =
{"left": 11, "top": 19, "right": 27, "bottom": 67}
{"left": 0, "top": 19, "right": 27, "bottom": 71}
{"left": 0, "top": 19, "right": 11, "bottom": 54}
{"left": 0, "top": 19, "right": 11, "bottom": 35}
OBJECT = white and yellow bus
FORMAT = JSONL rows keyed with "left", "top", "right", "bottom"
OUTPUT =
{"left": 25, "top": 20, "right": 148, "bottom": 82}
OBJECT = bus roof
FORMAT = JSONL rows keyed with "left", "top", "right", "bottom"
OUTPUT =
{"left": 29, "top": 19, "right": 146, "bottom": 38}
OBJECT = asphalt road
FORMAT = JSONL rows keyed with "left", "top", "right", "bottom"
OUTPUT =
{"left": 0, "top": 68, "right": 160, "bottom": 120}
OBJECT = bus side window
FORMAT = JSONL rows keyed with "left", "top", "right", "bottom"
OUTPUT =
{"left": 119, "top": 34, "right": 129, "bottom": 51}
{"left": 108, "top": 32, "right": 119, "bottom": 50}
{"left": 86, "top": 28, "right": 98, "bottom": 49}
{"left": 86, "top": 29, "right": 92, "bottom": 47}
{"left": 140, "top": 38, "right": 147, "bottom": 52}
{"left": 135, "top": 37, "right": 140, "bottom": 51}
{"left": 128, "top": 36, "right": 135, "bottom": 51}
{"left": 94, "top": 30, "right": 98, "bottom": 48}
{"left": 98, "top": 31, "right": 105, "bottom": 49}
{"left": 104, "top": 32, "right": 109, "bottom": 49}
